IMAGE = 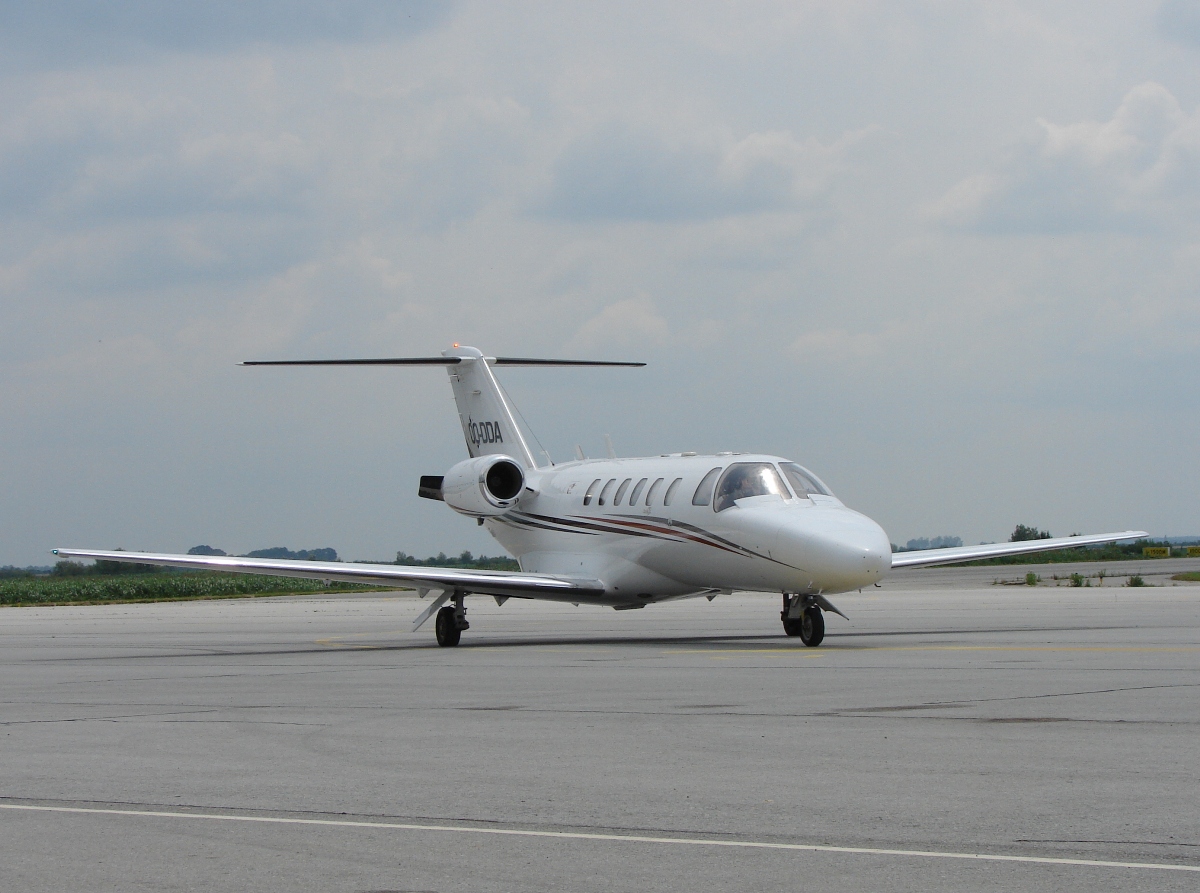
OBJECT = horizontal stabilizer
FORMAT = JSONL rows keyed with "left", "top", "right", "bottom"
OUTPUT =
{"left": 243, "top": 348, "right": 644, "bottom": 469}
{"left": 242, "top": 357, "right": 461, "bottom": 366}
{"left": 242, "top": 356, "right": 644, "bottom": 367}
{"left": 492, "top": 358, "right": 645, "bottom": 367}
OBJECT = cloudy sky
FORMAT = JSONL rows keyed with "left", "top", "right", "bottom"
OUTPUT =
{"left": 2, "top": 1, "right": 1198, "bottom": 566}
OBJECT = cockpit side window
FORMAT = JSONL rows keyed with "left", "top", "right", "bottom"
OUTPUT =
{"left": 692, "top": 467, "right": 723, "bottom": 506}
{"left": 780, "top": 462, "right": 832, "bottom": 498}
{"left": 714, "top": 462, "right": 789, "bottom": 511}
{"left": 583, "top": 479, "right": 602, "bottom": 506}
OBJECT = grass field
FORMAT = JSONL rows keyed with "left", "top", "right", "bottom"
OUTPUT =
{"left": 0, "top": 572, "right": 391, "bottom": 607}
{"left": 1173, "top": 572, "right": 1200, "bottom": 582}
{"left": 960, "top": 542, "right": 1191, "bottom": 565}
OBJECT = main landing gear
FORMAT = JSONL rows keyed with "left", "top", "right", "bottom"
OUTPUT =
{"left": 435, "top": 592, "right": 469, "bottom": 647}
{"left": 781, "top": 593, "right": 824, "bottom": 647}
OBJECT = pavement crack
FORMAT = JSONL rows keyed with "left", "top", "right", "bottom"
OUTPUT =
{"left": 831, "top": 683, "right": 1200, "bottom": 716}
{"left": 1016, "top": 838, "right": 1200, "bottom": 848}
{"left": 0, "top": 709, "right": 223, "bottom": 725}
{"left": 968, "top": 682, "right": 1200, "bottom": 704}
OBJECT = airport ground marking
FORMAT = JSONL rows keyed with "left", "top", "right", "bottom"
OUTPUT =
{"left": 2, "top": 803, "right": 1198, "bottom": 873}
{"left": 705, "top": 652, "right": 830, "bottom": 657}
{"left": 315, "top": 629, "right": 411, "bottom": 648}
{"left": 669, "top": 645, "right": 1200, "bottom": 655}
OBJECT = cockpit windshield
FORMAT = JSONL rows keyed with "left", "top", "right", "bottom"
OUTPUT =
{"left": 780, "top": 462, "right": 832, "bottom": 498}
{"left": 714, "top": 463, "right": 790, "bottom": 511}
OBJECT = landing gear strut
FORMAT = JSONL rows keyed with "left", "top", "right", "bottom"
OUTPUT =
{"left": 781, "top": 594, "right": 824, "bottom": 647}
{"left": 435, "top": 592, "right": 469, "bottom": 647}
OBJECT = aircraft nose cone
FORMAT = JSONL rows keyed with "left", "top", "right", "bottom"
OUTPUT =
{"left": 845, "top": 517, "right": 891, "bottom": 579}
{"left": 779, "top": 509, "right": 891, "bottom": 592}
{"left": 862, "top": 533, "right": 891, "bottom": 576}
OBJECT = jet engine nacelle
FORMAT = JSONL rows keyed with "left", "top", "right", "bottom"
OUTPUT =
{"left": 441, "top": 455, "right": 525, "bottom": 516}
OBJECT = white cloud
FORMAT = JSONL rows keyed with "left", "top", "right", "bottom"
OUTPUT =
{"left": 571, "top": 298, "right": 672, "bottom": 350}
{"left": 0, "top": 1, "right": 451, "bottom": 68}
{"left": 790, "top": 323, "right": 915, "bottom": 363}
{"left": 51, "top": 131, "right": 320, "bottom": 223}
{"left": 539, "top": 125, "right": 858, "bottom": 222}
{"left": 0, "top": 79, "right": 324, "bottom": 223}
{"left": 1159, "top": 0, "right": 1200, "bottom": 47}
{"left": 926, "top": 82, "right": 1200, "bottom": 233}
{"left": 3, "top": 2, "right": 1200, "bottom": 565}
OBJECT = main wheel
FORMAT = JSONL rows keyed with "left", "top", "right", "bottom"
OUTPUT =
{"left": 799, "top": 606, "right": 824, "bottom": 647}
{"left": 435, "top": 605, "right": 462, "bottom": 647}
{"left": 782, "top": 615, "right": 803, "bottom": 637}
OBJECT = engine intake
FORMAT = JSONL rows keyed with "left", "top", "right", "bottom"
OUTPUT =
{"left": 441, "top": 455, "right": 525, "bottom": 516}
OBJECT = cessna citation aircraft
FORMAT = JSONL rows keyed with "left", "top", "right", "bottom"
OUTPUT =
{"left": 57, "top": 345, "right": 1145, "bottom": 647}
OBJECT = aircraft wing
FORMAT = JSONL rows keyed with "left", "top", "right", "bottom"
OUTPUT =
{"left": 51, "top": 549, "right": 606, "bottom": 602}
{"left": 889, "top": 530, "right": 1148, "bottom": 569}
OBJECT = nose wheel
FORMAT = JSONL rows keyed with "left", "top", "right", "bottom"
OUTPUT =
{"left": 782, "top": 594, "right": 825, "bottom": 646}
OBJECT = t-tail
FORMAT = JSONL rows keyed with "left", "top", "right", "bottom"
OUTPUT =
{"left": 443, "top": 345, "right": 537, "bottom": 467}
{"left": 243, "top": 345, "right": 644, "bottom": 468}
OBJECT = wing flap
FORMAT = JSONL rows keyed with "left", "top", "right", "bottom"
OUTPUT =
{"left": 52, "top": 549, "right": 606, "bottom": 601}
{"left": 889, "top": 530, "right": 1147, "bottom": 569}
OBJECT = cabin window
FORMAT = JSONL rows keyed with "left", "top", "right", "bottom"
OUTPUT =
{"left": 691, "top": 467, "right": 723, "bottom": 506}
{"left": 597, "top": 478, "right": 617, "bottom": 506}
{"left": 663, "top": 477, "right": 683, "bottom": 506}
{"left": 614, "top": 478, "right": 632, "bottom": 505}
{"left": 714, "top": 462, "right": 789, "bottom": 511}
{"left": 645, "top": 477, "right": 664, "bottom": 505}
{"left": 582, "top": 479, "right": 602, "bottom": 506}
{"left": 780, "top": 462, "right": 832, "bottom": 498}
{"left": 629, "top": 478, "right": 648, "bottom": 505}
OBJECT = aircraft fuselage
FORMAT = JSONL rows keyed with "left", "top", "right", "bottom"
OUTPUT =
{"left": 486, "top": 453, "right": 892, "bottom": 607}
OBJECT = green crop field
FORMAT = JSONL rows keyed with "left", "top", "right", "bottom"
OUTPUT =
{"left": 960, "top": 542, "right": 1191, "bottom": 565}
{"left": 0, "top": 572, "right": 391, "bottom": 607}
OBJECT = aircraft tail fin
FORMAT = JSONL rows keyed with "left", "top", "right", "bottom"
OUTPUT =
{"left": 441, "top": 346, "right": 643, "bottom": 467}
{"left": 443, "top": 346, "right": 538, "bottom": 466}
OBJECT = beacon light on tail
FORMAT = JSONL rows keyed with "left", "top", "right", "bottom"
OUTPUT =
{"left": 56, "top": 345, "right": 1146, "bottom": 647}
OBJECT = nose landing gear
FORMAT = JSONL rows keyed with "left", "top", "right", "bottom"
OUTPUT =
{"left": 781, "top": 593, "right": 825, "bottom": 647}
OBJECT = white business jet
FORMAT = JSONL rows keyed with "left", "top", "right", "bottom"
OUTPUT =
{"left": 57, "top": 345, "right": 1146, "bottom": 647}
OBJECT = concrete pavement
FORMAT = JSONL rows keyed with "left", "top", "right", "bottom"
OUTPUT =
{"left": 2, "top": 571, "right": 1198, "bottom": 891}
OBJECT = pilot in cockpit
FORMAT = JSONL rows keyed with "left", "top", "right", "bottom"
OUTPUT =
{"left": 730, "top": 469, "right": 759, "bottom": 501}
{"left": 715, "top": 465, "right": 762, "bottom": 511}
